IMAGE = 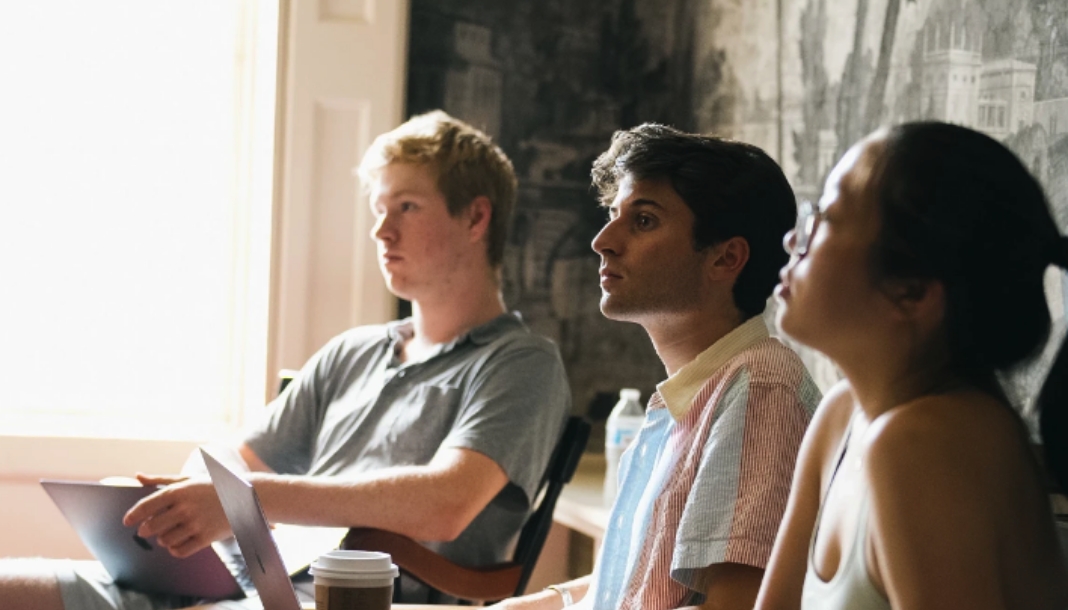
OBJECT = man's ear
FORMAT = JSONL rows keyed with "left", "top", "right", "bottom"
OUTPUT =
{"left": 707, "top": 236, "right": 750, "bottom": 281}
{"left": 465, "top": 195, "right": 493, "bottom": 242}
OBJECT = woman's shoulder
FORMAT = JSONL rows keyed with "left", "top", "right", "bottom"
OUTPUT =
{"left": 809, "top": 379, "right": 856, "bottom": 441}
{"left": 868, "top": 390, "right": 1020, "bottom": 458}
{"left": 801, "top": 379, "right": 858, "bottom": 475}
{"left": 864, "top": 389, "right": 1030, "bottom": 505}
{"left": 860, "top": 394, "right": 1065, "bottom": 606}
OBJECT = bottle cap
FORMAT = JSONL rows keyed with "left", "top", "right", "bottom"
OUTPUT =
{"left": 619, "top": 388, "right": 641, "bottom": 401}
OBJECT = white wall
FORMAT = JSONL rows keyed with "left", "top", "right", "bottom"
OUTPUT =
{"left": 0, "top": 437, "right": 199, "bottom": 557}
{"left": 0, "top": 0, "right": 409, "bottom": 560}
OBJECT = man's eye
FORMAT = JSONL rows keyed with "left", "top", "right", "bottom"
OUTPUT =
{"left": 400, "top": 202, "right": 416, "bottom": 212}
{"left": 635, "top": 214, "right": 656, "bottom": 229}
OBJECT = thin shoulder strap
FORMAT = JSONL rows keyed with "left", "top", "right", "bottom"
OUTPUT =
{"left": 808, "top": 410, "right": 859, "bottom": 552}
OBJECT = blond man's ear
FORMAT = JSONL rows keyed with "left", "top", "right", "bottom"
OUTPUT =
{"left": 465, "top": 195, "right": 494, "bottom": 243}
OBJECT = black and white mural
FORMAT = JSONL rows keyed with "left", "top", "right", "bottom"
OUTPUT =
{"left": 406, "top": 0, "right": 1068, "bottom": 425}
{"left": 407, "top": 0, "right": 704, "bottom": 432}
{"left": 785, "top": 0, "right": 1068, "bottom": 412}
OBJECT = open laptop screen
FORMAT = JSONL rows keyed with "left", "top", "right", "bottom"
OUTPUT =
{"left": 201, "top": 448, "right": 304, "bottom": 610}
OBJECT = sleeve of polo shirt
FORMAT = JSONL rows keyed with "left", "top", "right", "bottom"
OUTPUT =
{"left": 670, "top": 372, "right": 811, "bottom": 588}
{"left": 440, "top": 339, "right": 571, "bottom": 509}
{"left": 243, "top": 331, "right": 353, "bottom": 475}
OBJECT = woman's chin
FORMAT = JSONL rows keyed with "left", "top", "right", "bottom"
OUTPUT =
{"left": 774, "top": 309, "right": 816, "bottom": 350}
{"left": 773, "top": 305, "right": 794, "bottom": 338}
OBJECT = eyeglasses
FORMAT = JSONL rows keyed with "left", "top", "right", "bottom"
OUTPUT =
{"left": 792, "top": 200, "right": 824, "bottom": 257}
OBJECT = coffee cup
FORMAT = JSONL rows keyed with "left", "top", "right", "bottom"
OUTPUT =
{"left": 309, "top": 550, "right": 398, "bottom": 610}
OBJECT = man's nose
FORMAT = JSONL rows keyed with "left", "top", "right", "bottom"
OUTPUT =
{"left": 591, "top": 220, "right": 619, "bottom": 256}
{"left": 371, "top": 212, "right": 394, "bottom": 243}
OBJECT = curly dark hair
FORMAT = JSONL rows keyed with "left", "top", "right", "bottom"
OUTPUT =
{"left": 591, "top": 123, "right": 797, "bottom": 319}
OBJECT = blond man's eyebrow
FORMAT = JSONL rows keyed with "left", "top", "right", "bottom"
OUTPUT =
{"left": 381, "top": 189, "right": 432, "bottom": 200}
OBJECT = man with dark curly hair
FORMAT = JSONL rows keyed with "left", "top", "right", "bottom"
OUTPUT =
{"left": 495, "top": 124, "right": 819, "bottom": 610}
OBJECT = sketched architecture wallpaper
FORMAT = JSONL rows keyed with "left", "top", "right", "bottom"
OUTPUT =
{"left": 405, "top": 0, "right": 1068, "bottom": 428}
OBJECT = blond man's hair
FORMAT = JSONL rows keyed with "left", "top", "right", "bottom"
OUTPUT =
{"left": 357, "top": 110, "right": 517, "bottom": 268}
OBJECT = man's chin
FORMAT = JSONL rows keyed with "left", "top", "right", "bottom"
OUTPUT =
{"left": 599, "top": 297, "right": 638, "bottom": 322}
{"left": 382, "top": 276, "right": 413, "bottom": 301}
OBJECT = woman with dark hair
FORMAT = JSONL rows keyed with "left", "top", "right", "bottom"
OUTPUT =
{"left": 754, "top": 121, "right": 1068, "bottom": 609}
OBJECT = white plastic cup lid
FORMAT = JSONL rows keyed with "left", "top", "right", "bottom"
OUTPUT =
{"left": 309, "top": 550, "right": 399, "bottom": 581}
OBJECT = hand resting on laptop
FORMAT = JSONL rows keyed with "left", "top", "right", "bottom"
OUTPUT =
{"left": 123, "top": 473, "right": 233, "bottom": 559}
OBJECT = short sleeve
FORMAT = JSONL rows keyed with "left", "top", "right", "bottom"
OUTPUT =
{"left": 439, "top": 339, "right": 571, "bottom": 508}
{"left": 243, "top": 330, "right": 363, "bottom": 475}
{"left": 672, "top": 373, "right": 811, "bottom": 587}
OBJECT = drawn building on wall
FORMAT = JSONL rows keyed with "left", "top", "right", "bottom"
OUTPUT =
{"left": 407, "top": 0, "right": 680, "bottom": 430}
{"left": 444, "top": 22, "right": 503, "bottom": 138}
{"left": 919, "top": 12, "right": 983, "bottom": 127}
{"left": 1035, "top": 97, "right": 1068, "bottom": 140}
{"left": 979, "top": 59, "right": 1037, "bottom": 139}
{"left": 817, "top": 129, "right": 838, "bottom": 180}
{"left": 408, "top": 0, "right": 1068, "bottom": 409}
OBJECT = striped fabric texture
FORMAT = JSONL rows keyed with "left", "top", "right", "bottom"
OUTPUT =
{"left": 585, "top": 321, "right": 820, "bottom": 610}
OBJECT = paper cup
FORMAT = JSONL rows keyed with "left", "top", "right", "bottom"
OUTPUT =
{"left": 309, "top": 550, "right": 398, "bottom": 610}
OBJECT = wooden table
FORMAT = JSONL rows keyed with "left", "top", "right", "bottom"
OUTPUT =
{"left": 551, "top": 452, "right": 610, "bottom": 554}
{"left": 515, "top": 452, "right": 611, "bottom": 585}
{"left": 193, "top": 605, "right": 461, "bottom": 610}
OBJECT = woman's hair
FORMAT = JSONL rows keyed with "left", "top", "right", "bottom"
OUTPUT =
{"left": 867, "top": 121, "right": 1068, "bottom": 490}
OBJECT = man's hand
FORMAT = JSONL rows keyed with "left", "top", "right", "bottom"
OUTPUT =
{"left": 486, "top": 589, "right": 564, "bottom": 610}
{"left": 122, "top": 474, "right": 231, "bottom": 558}
{"left": 487, "top": 576, "right": 590, "bottom": 610}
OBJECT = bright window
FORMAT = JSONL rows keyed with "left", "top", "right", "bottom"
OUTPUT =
{"left": 0, "top": 1, "right": 278, "bottom": 440}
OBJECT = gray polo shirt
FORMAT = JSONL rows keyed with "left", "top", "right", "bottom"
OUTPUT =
{"left": 244, "top": 312, "right": 571, "bottom": 568}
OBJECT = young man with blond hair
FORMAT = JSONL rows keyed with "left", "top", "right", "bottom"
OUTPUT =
{"left": 0, "top": 111, "right": 571, "bottom": 610}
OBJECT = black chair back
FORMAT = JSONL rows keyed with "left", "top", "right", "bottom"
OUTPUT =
{"left": 510, "top": 416, "right": 590, "bottom": 596}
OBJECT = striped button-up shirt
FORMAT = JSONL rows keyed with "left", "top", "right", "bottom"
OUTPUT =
{"left": 583, "top": 316, "right": 821, "bottom": 610}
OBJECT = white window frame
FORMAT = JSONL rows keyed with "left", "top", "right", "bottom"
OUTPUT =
{"left": 0, "top": 0, "right": 408, "bottom": 559}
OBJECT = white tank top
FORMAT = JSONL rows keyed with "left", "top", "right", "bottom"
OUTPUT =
{"left": 800, "top": 420, "right": 890, "bottom": 610}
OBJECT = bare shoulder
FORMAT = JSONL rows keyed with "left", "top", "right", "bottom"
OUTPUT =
{"left": 861, "top": 391, "right": 1066, "bottom": 607}
{"left": 806, "top": 380, "right": 856, "bottom": 454}
{"left": 864, "top": 390, "right": 1031, "bottom": 516}
{"left": 788, "top": 379, "right": 858, "bottom": 493}
{"left": 867, "top": 392, "right": 1022, "bottom": 473}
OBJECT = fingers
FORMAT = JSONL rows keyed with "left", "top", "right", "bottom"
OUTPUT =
{"left": 155, "top": 521, "right": 207, "bottom": 558}
{"left": 168, "top": 533, "right": 210, "bottom": 559}
{"left": 143, "top": 515, "right": 208, "bottom": 558}
{"left": 131, "top": 500, "right": 209, "bottom": 558}
{"left": 136, "top": 473, "right": 186, "bottom": 486}
{"left": 121, "top": 480, "right": 227, "bottom": 559}
{"left": 123, "top": 487, "right": 170, "bottom": 527}
{"left": 122, "top": 474, "right": 190, "bottom": 525}
{"left": 135, "top": 502, "right": 185, "bottom": 539}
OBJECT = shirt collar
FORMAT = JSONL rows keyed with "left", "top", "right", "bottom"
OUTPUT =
{"left": 385, "top": 312, "right": 523, "bottom": 362}
{"left": 656, "top": 316, "right": 769, "bottom": 420}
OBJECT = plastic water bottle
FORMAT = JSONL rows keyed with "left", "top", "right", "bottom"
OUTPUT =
{"left": 604, "top": 388, "right": 645, "bottom": 505}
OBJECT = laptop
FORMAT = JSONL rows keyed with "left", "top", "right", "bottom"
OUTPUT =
{"left": 201, "top": 448, "right": 309, "bottom": 610}
{"left": 40, "top": 479, "right": 243, "bottom": 599}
